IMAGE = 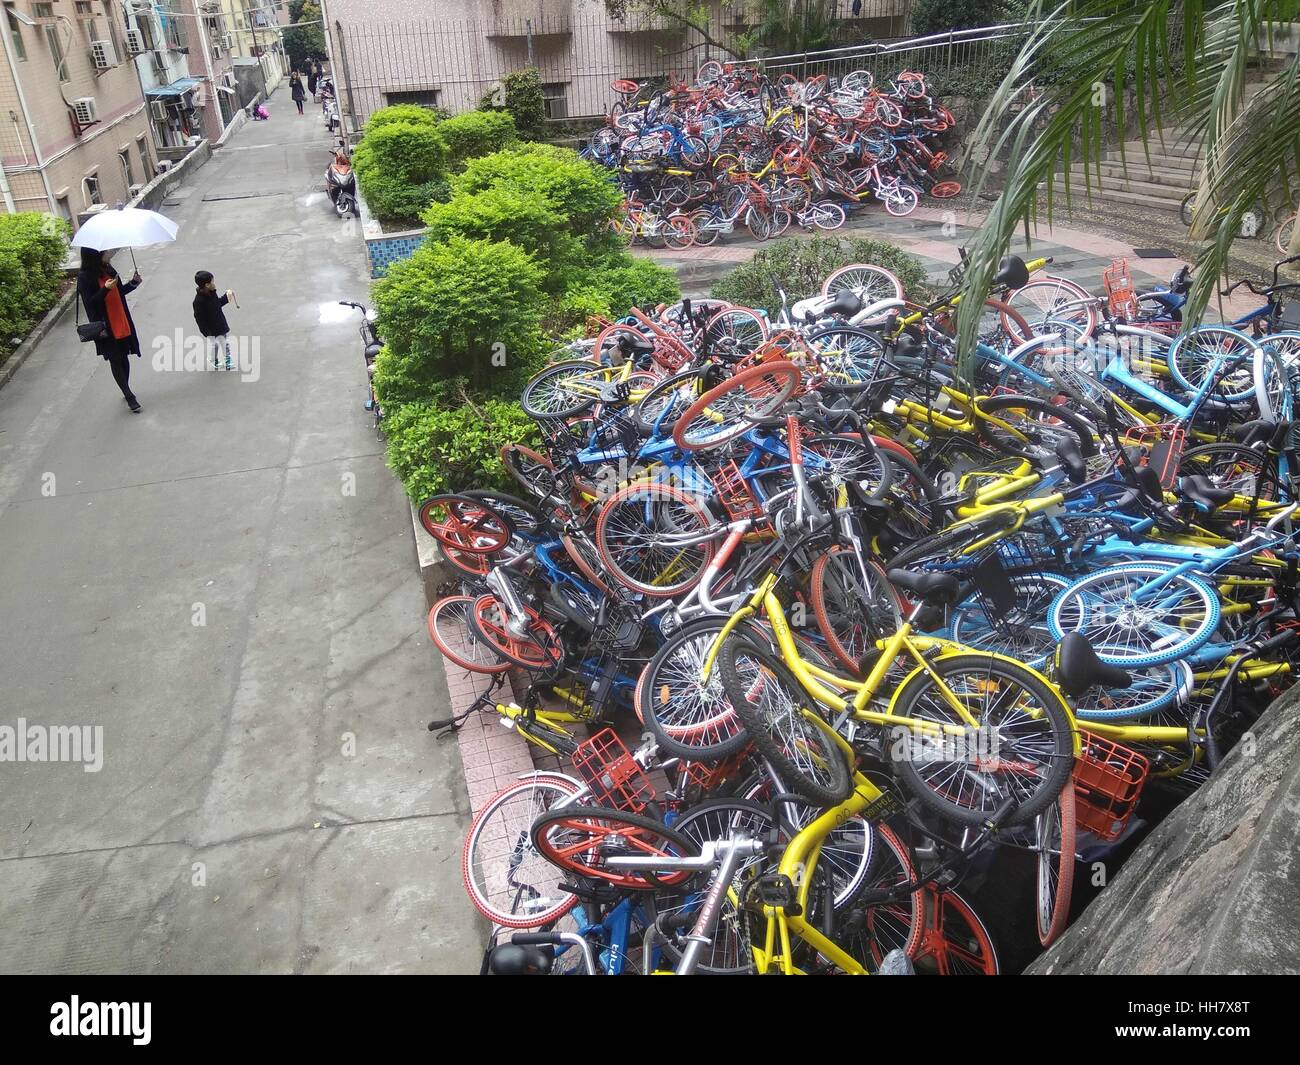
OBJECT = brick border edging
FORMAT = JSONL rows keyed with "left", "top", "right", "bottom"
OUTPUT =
{"left": 409, "top": 500, "right": 549, "bottom": 817}
{"left": 0, "top": 285, "right": 77, "bottom": 395}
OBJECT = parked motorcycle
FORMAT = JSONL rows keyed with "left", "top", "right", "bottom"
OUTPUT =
{"left": 339, "top": 301, "right": 383, "bottom": 426}
{"left": 326, "top": 149, "right": 357, "bottom": 218}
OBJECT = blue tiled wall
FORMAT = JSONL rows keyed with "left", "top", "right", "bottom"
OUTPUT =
{"left": 367, "top": 231, "right": 428, "bottom": 278}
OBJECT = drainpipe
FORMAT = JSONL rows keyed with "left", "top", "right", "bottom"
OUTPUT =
{"left": 0, "top": 158, "right": 15, "bottom": 213}
{"left": 0, "top": 11, "right": 56, "bottom": 212}
{"left": 189, "top": 0, "right": 221, "bottom": 139}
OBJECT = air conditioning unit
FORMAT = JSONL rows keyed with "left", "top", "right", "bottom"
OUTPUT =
{"left": 91, "top": 40, "right": 119, "bottom": 69}
{"left": 124, "top": 29, "right": 146, "bottom": 55}
{"left": 149, "top": 99, "right": 168, "bottom": 121}
{"left": 223, "top": 33, "right": 235, "bottom": 51}
{"left": 73, "top": 97, "right": 98, "bottom": 125}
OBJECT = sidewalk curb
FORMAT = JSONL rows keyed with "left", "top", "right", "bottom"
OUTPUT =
{"left": 0, "top": 285, "right": 76, "bottom": 394}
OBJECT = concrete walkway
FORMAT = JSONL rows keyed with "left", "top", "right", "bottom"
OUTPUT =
{"left": 0, "top": 104, "right": 482, "bottom": 972}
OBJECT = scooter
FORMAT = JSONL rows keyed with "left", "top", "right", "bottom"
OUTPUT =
{"left": 326, "top": 149, "right": 356, "bottom": 218}
{"left": 339, "top": 301, "right": 383, "bottom": 426}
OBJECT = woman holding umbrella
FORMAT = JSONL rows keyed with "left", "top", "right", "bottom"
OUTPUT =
{"left": 77, "top": 247, "right": 144, "bottom": 413}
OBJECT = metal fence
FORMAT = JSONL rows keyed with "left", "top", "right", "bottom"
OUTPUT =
{"left": 332, "top": 3, "right": 919, "bottom": 127}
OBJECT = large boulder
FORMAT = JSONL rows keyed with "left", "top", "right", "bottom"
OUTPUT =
{"left": 1029, "top": 685, "right": 1300, "bottom": 974}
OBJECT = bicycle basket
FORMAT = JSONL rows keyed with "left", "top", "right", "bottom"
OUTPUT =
{"left": 710, "top": 459, "right": 766, "bottom": 521}
{"left": 1102, "top": 257, "right": 1138, "bottom": 320}
{"left": 1122, "top": 423, "right": 1186, "bottom": 491}
{"left": 1073, "top": 732, "right": 1149, "bottom": 841}
{"left": 572, "top": 728, "right": 657, "bottom": 813}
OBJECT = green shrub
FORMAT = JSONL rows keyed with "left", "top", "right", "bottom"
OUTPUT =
{"left": 0, "top": 212, "right": 69, "bottom": 356}
{"left": 383, "top": 396, "right": 540, "bottom": 501}
{"left": 711, "top": 235, "right": 933, "bottom": 309}
{"left": 421, "top": 187, "right": 578, "bottom": 286}
{"left": 453, "top": 143, "right": 622, "bottom": 237}
{"left": 911, "top": 0, "right": 1012, "bottom": 34}
{"left": 373, "top": 235, "right": 547, "bottom": 398}
{"left": 479, "top": 68, "right": 547, "bottom": 141}
{"left": 364, "top": 103, "right": 441, "bottom": 131}
{"left": 353, "top": 120, "right": 450, "bottom": 227}
{"left": 548, "top": 254, "right": 680, "bottom": 333}
{"left": 440, "top": 110, "right": 517, "bottom": 166}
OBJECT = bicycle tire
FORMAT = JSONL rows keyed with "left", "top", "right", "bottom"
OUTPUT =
{"left": 809, "top": 548, "right": 900, "bottom": 673}
{"left": 522, "top": 360, "right": 613, "bottom": 418}
{"left": 595, "top": 480, "right": 717, "bottom": 597}
{"left": 976, "top": 392, "right": 1099, "bottom": 464}
{"left": 428, "top": 595, "right": 510, "bottom": 675}
{"left": 1035, "top": 784, "right": 1076, "bottom": 947}
{"left": 889, "top": 653, "right": 1076, "bottom": 827}
{"left": 463, "top": 775, "right": 583, "bottom": 928}
{"left": 530, "top": 805, "right": 700, "bottom": 890}
{"left": 717, "top": 637, "right": 853, "bottom": 807}
{"left": 469, "top": 593, "right": 564, "bottom": 670}
{"left": 912, "top": 888, "right": 1000, "bottom": 975}
{"left": 672, "top": 360, "right": 801, "bottom": 452}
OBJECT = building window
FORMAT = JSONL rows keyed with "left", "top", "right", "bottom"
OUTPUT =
{"left": 383, "top": 90, "right": 440, "bottom": 109}
{"left": 6, "top": 8, "right": 26, "bottom": 61}
{"left": 32, "top": 2, "right": 53, "bottom": 16}
{"left": 119, "top": 148, "right": 135, "bottom": 189}
{"left": 542, "top": 83, "right": 568, "bottom": 121}
{"left": 44, "top": 24, "right": 67, "bottom": 81}
{"left": 136, "top": 134, "right": 151, "bottom": 177}
{"left": 56, "top": 195, "right": 72, "bottom": 223}
{"left": 74, "top": 1, "right": 93, "bottom": 15}
{"left": 83, "top": 173, "right": 101, "bottom": 208}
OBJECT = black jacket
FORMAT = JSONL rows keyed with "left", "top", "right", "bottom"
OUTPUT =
{"left": 77, "top": 266, "right": 141, "bottom": 358}
{"left": 291, "top": 79, "right": 305, "bottom": 101}
{"left": 193, "top": 289, "right": 230, "bottom": 337}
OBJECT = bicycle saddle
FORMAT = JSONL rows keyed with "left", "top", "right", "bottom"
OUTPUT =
{"left": 486, "top": 944, "right": 553, "bottom": 975}
{"left": 1055, "top": 632, "right": 1130, "bottom": 697}
{"left": 885, "top": 568, "right": 961, "bottom": 604}
{"left": 1178, "top": 474, "right": 1235, "bottom": 511}
{"left": 992, "top": 255, "right": 1030, "bottom": 290}
{"left": 617, "top": 331, "right": 655, "bottom": 354}
{"left": 1232, "top": 418, "right": 1276, "bottom": 446}
{"left": 825, "top": 288, "right": 865, "bottom": 318}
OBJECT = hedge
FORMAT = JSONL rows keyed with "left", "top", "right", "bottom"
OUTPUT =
{"left": 440, "top": 110, "right": 517, "bottom": 167}
{"left": 478, "top": 68, "right": 547, "bottom": 141}
{"left": 0, "top": 212, "right": 70, "bottom": 358}
{"left": 353, "top": 120, "right": 450, "bottom": 228}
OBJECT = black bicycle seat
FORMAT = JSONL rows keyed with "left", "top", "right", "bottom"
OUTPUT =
{"left": 486, "top": 944, "right": 553, "bottom": 976}
{"left": 886, "top": 568, "right": 961, "bottom": 604}
{"left": 825, "top": 288, "right": 865, "bottom": 318}
{"left": 1055, "top": 632, "right": 1130, "bottom": 697}
{"left": 992, "top": 255, "right": 1030, "bottom": 290}
{"left": 1178, "top": 474, "right": 1235, "bottom": 511}
{"left": 1232, "top": 418, "right": 1276, "bottom": 446}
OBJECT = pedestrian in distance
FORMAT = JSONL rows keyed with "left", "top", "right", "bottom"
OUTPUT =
{"left": 291, "top": 72, "right": 305, "bottom": 115}
{"left": 193, "top": 271, "right": 236, "bottom": 371}
{"left": 77, "top": 248, "right": 144, "bottom": 413}
{"left": 307, "top": 61, "right": 319, "bottom": 100}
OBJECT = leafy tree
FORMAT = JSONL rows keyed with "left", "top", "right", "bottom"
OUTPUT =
{"left": 372, "top": 235, "right": 547, "bottom": 396}
{"left": 439, "top": 111, "right": 518, "bottom": 166}
{"left": 711, "top": 235, "right": 932, "bottom": 308}
{"left": 284, "top": 0, "right": 327, "bottom": 73}
{"left": 479, "top": 69, "right": 547, "bottom": 140}
{"left": 0, "top": 212, "right": 69, "bottom": 352}
{"left": 911, "top": 0, "right": 1014, "bottom": 36}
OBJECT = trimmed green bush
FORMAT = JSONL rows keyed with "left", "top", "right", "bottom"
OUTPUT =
{"left": 478, "top": 68, "right": 547, "bottom": 141}
{"left": 549, "top": 255, "right": 681, "bottom": 333}
{"left": 353, "top": 120, "right": 450, "bottom": 228}
{"left": 422, "top": 187, "right": 578, "bottom": 286}
{"left": 711, "top": 235, "right": 934, "bottom": 309}
{"left": 453, "top": 143, "right": 622, "bottom": 237}
{"left": 440, "top": 110, "right": 517, "bottom": 167}
{"left": 0, "top": 212, "right": 69, "bottom": 357}
{"left": 382, "top": 396, "right": 540, "bottom": 501}
{"left": 373, "top": 234, "right": 547, "bottom": 396}
{"left": 364, "top": 103, "right": 441, "bottom": 131}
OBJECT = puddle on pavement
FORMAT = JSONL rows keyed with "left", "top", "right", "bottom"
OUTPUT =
{"left": 318, "top": 302, "right": 355, "bottom": 324}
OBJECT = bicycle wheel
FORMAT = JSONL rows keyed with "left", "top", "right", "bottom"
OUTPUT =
{"left": 976, "top": 393, "right": 1098, "bottom": 464}
{"left": 876, "top": 444, "right": 946, "bottom": 545}
{"left": 417, "top": 493, "right": 512, "bottom": 555}
{"left": 463, "top": 775, "right": 583, "bottom": 928}
{"left": 1048, "top": 562, "right": 1220, "bottom": 667}
{"left": 803, "top": 434, "right": 891, "bottom": 497}
{"left": 1166, "top": 326, "right": 1262, "bottom": 402}
{"left": 889, "top": 653, "right": 1076, "bottom": 826}
{"left": 634, "top": 368, "right": 711, "bottom": 435}
{"left": 672, "top": 361, "right": 801, "bottom": 452}
{"left": 1005, "top": 277, "right": 1098, "bottom": 343}
{"left": 1276, "top": 212, "right": 1297, "bottom": 255}
{"left": 810, "top": 548, "right": 900, "bottom": 672}
{"left": 653, "top": 798, "right": 776, "bottom": 974}
{"left": 949, "top": 572, "right": 1071, "bottom": 669}
{"left": 469, "top": 594, "right": 564, "bottom": 670}
{"left": 1180, "top": 191, "right": 1197, "bottom": 227}
{"left": 911, "top": 888, "right": 1000, "bottom": 974}
{"left": 428, "top": 595, "right": 510, "bottom": 675}
{"left": 663, "top": 213, "right": 697, "bottom": 250}
{"left": 883, "top": 184, "right": 920, "bottom": 217}
{"left": 821, "top": 263, "right": 904, "bottom": 304}
{"left": 807, "top": 326, "right": 886, "bottom": 392}
{"left": 704, "top": 306, "right": 770, "bottom": 357}
{"left": 522, "top": 360, "right": 614, "bottom": 418}
{"left": 595, "top": 481, "right": 716, "bottom": 597}
{"left": 849, "top": 823, "right": 925, "bottom": 966}
{"left": 530, "top": 806, "right": 699, "bottom": 890}
{"left": 717, "top": 638, "right": 853, "bottom": 807}
{"left": 1178, "top": 442, "right": 1283, "bottom": 507}
{"left": 1035, "top": 784, "right": 1076, "bottom": 947}
{"left": 1072, "top": 656, "right": 1189, "bottom": 720}
{"left": 811, "top": 202, "right": 846, "bottom": 230}
{"left": 888, "top": 509, "right": 1021, "bottom": 569}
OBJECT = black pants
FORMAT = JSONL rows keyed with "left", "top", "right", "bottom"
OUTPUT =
{"left": 107, "top": 349, "right": 134, "bottom": 401}
{"left": 295, "top": 99, "right": 304, "bottom": 114}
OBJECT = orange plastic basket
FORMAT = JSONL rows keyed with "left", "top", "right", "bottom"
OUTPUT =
{"left": 1102, "top": 257, "right": 1138, "bottom": 320}
{"left": 680, "top": 746, "right": 752, "bottom": 794}
{"left": 1073, "top": 732, "right": 1149, "bottom": 841}
{"left": 572, "top": 728, "right": 657, "bottom": 813}
{"left": 710, "top": 459, "right": 765, "bottom": 521}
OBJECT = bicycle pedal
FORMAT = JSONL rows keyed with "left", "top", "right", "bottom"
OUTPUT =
{"left": 754, "top": 872, "right": 800, "bottom": 914}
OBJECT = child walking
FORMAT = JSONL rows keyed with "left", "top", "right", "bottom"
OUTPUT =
{"left": 193, "top": 271, "right": 235, "bottom": 371}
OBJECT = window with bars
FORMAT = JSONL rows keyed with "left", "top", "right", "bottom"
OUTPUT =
{"left": 384, "top": 89, "right": 440, "bottom": 109}
{"left": 541, "top": 82, "right": 568, "bottom": 120}
{"left": 6, "top": 8, "right": 26, "bottom": 61}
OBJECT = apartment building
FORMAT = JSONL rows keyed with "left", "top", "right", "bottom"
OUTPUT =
{"left": 322, "top": 0, "right": 912, "bottom": 126}
{"left": 216, "top": 0, "right": 285, "bottom": 100}
{"left": 1, "top": 1, "right": 156, "bottom": 218}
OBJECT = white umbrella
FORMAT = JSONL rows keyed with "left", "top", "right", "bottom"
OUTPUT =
{"left": 70, "top": 204, "right": 179, "bottom": 272}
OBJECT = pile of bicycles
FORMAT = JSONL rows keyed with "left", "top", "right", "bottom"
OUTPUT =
{"left": 583, "top": 63, "right": 960, "bottom": 249}
{"left": 421, "top": 249, "right": 1300, "bottom": 975}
